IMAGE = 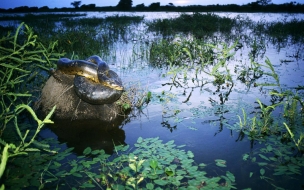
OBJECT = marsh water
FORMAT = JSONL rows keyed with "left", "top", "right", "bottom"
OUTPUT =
{"left": 43, "top": 12, "right": 304, "bottom": 189}
{"left": 2, "top": 12, "right": 304, "bottom": 189}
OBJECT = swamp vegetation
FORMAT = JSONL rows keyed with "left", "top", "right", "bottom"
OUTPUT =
{"left": 0, "top": 12, "right": 304, "bottom": 189}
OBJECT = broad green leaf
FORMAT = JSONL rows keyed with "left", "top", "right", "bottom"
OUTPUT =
{"left": 146, "top": 183, "right": 154, "bottom": 190}
{"left": 154, "top": 179, "right": 168, "bottom": 186}
{"left": 150, "top": 160, "right": 158, "bottom": 170}
{"left": 137, "top": 137, "right": 143, "bottom": 143}
{"left": 129, "top": 163, "right": 137, "bottom": 172}
{"left": 83, "top": 147, "right": 92, "bottom": 155}
{"left": 215, "top": 159, "right": 226, "bottom": 167}
{"left": 226, "top": 171, "right": 235, "bottom": 182}
{"left": 266, "top": 145, "right": 273, "bottom": 152}
{"left": 187, "top": 151, "right": 194, "bottom": 158}
{"left": 165, "top": 167, "right": 174, "bottom": 176}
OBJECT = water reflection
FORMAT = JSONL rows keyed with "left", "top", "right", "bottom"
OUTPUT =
{"left": 48, "top": 117, "right": 126, "bottom": 155}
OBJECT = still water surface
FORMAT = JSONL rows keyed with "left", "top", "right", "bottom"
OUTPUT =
{"left": 29, "top": 12, "right": 304, "bottom": 189}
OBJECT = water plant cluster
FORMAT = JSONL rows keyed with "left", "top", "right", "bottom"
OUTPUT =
{"left": 0, "top": 12, "right": 303, "bottom": 189}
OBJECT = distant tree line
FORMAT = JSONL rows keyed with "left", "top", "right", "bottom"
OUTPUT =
{"left": 0, "top": 0, "right": 303, "bottom": 13}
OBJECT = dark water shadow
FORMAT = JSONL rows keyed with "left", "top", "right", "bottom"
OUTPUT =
{"left": 48, "top": 116, "right": 127, "bottom": 155}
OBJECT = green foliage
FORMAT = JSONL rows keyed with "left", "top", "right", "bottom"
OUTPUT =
{"left": 0, "top": 22, "right": 63, "bottom": 133}
{"left": 42, "top": 137, "right": 236, "bottom": 189}
{"left": 266, "top": 18, "right": 304, "bottom": 43}
{"left": 150, "top": 36, "right": 236, "bottom": 89}
{"left": 0, "top": 22, "right": 62, "bottom": 189}
{"left": 0, "top": 105, "right": 57, "bottom": 189}
{"left": 31, "top": 15, "right": 143, "bottom": 59}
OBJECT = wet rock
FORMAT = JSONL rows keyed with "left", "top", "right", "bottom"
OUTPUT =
{"left": 36, "top": 70, "right": 129, "bottom": 122}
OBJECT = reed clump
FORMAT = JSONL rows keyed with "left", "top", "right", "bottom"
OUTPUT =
{"left": 147, "top": 12, "right": 235, "bottom": 38}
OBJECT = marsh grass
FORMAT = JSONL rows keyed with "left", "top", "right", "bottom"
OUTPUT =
{"left": 30, "top": 15, "right": 144, "bottom": 59}
{"left": 0, "top": 13, "right": 86, "bottom": 21}
{"left": 0, "top": 22, "right": 63, "bottom": 133}
{"left": 0, "top": 23, "right": 62, "bottom": 189}
{"left": 147, "top": 12, "right": 235, "bottom": 38}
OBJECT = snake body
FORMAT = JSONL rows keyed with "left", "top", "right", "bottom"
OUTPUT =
{"left": 56, "top": 56, "right": 123, "bottom": 105}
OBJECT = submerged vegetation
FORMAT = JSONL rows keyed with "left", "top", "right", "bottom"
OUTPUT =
{"left": 0, "top": 12, "right": 304, "bottom": 189}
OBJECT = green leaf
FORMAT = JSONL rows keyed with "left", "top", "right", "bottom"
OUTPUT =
{"left": 215, "top": 159, "right": 226, "bottom": 167}
{"left": 226, "top": 171, "right": 235, "bottom": 182}
{"left": 0, "top": 144, "right": 9, "bottom": 178}
{"left": 72, "top": 173, "right": 82, "bottom": 177}
{"left": 53, "top": 161, "right": 61, "bottom": 167}
{"left": 257, "top": 162, "right": 268, "bottom": 166}
{"left": 129, "top": 163, "right": 137, "bottom": 172}
{"left": 260, "top": 168, "right": 265, "bottom": 176}
{"left": 243, "top": 153, "right": 249, "bottom": 161}
{"left": 187, "top": 151, "right": 194, "bottom": 158}
{"left": 146, "top": 183, "right": 154, "bottom": 190}
{"left": 266, "top": 145, "right": 273, "bottom": 152}
{"left": 150, "top": 160, "right": 158, "bottom": 170}
{"left": 80, "top": 182, "right": 95, "bottom": 188}
{"left": 137, "top": 137, "right": 143, "bottom": 143}
{"left": 249, "top": 172, "right": 253, "bottom": 178}
{"left": 165, "top": 167, "right": 174, "bottom": 176}
{"left": 154, "top": 179, "right": 168, "bottom": 186}
{"left": 259, "top": 154, "right": 270, "bottom": 161}
{"left": 83, "top": 147, "right": 92, "bottom": 155}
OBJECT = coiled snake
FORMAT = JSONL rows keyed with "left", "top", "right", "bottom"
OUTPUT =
{"left": 53, "top": 55, "right": 123, "bottom": 105}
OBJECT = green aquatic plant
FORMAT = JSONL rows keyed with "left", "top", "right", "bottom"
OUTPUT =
{"left": 266, "top": 18, "right": 304, "bottom": 43}
{"left": 42, "top": 137, "right": 236, "bottom": 189}
{"left": 0, "top": 22, "right": 62, "bottom": 189}
{"left": 0, "top": 105, "right": 57, "bottom": 189}
{"left": 0, "top": 22, "right": 62, "bottom": 134}
{"left": 149, "top": 36, "right": 237, "bottom": 89}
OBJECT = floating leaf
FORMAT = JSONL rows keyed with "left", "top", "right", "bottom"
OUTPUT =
{"left": 258, "top": 162, "right": 268, "bottom": 166}
{"left": 266, "top": 145, "right": 273, "bottom": 152}
{"left": 150, "top": 160, "right": 158, "bottom": 170}
{"left": 154, "top": 179, "right": 168, "bottom": 186}
{"left": 260, "top": 168, "right": 265, "bottom": 176}
{"left": 259, "top": 154, "right": 270, "bottom": 161}
{"left": 226, "top": 171, "right": 235, "bottom": 182}
{"left": 187, "top": 151, "right": 194, "bottom": 158}
{"left": 215, "top": 159, "right": 227, "bottom": 167}
{"left": 243, "top": 154, "right": 249, "bottom": 161}
{"left": 165, "top": 167, "right": 174, "bottom": 176}
{"left": 249, "top": 172, "right": 253, "bottom": 178}
{"left": 146, "top": 183, "right": 154, "bottom": 190}
{"left": 137, "top": 137, "right": 143, "bottom": 143}
{"left": 83, "top": 147, "right": 92, "bottom": 155}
